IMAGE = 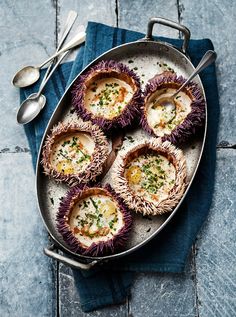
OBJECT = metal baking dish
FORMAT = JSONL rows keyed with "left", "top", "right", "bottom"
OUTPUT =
{"left": 36, "top": 17, "right": 207, "bottom": 270}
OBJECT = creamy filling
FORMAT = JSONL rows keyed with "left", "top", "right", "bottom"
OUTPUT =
{"left": 50, "top": 132, "right": 94, "bottom": 175}
{"left": 146, "top": 88, "right": 192, "bottom": 136}
{"left": 125, "top": 153, "right": 176, "bottom": 203}
{"left": 84, "top": 77, "right": 134, "bottom": 119}
{"left": 68, "top": 194, "right": 124, "bottom": 247}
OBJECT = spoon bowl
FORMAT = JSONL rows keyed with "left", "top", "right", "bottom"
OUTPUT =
{"left": 157, "top": 50, "right": 217, "bottom": 113}
{"left": 15, "top": 10, "right": 80, "bottom": 125}
{"left": 12, "top": 11, "right": 79, "bottom": 88}
{"left": 16, "top": 51, "right": 68, "bottom": 125}
{"left": 12, "top": 66, "right": 40, "bottom": 88}
{"left": 17, "top": 93, "right": 46, "bottom": 124}
{"left": 12, "top": 30, "right": 86, "bottom": 88}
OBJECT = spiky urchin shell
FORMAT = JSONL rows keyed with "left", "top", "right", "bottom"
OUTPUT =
{"left": 71, "top": 60, "right": 143, "bottom": 132}
{"left": 56, "top": 184, "right": 133, "bottom": 256}
{"left": 141, "top": 72, "right": 206, "bottom": 144}
{"left": 41, "top": 120, "right": 109, "bottom": 187}
{"left": 112, "top": 138, "right": 187, "bottom": 216}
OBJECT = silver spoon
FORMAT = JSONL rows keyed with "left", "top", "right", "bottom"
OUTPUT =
{"left": 17, "top": 51, "right": 69, "bottom": 124}
{"left": 156, "top": 50, "right": 217, "bottom": 122}
{"left": 16, "top": 10, "right": 79, "bottom": 125}
{"left": 12, "top": 29, "right": 85, "bottom": 88}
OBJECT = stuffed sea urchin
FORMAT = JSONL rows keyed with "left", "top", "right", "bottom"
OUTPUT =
{"left": 112, "top": 138, "right": 187, "bottom": 215}
{"left": 56, "top": 184, "right": 132, "bottom": 256}
{"left": 41, "top": 120, "right": 109, "bottom": 187}
{"left": 71, "top": 60, "right": 142, "bottom": 132}
{"left": 141, "top": 71, "right": 205, "bottom": 144}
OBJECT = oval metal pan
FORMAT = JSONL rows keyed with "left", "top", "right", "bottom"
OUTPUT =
{"left": 36, "top": 21, "right": 207, "bottom": 268}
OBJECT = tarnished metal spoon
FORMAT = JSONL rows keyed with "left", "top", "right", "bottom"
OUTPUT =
{"left": 16, "top": 10, "right": 79, "bottom": 125}
{"left": 17, "top": 51, "right": 68, "bottom": 125}
{"left": 156, "top": 50, "right": 217, "bottom": 122}
{"left": 12, "top": 30, "right": 85, "bottom": 88}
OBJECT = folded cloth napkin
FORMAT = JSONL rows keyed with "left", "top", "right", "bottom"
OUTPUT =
{"left": 20, "top": 22, "right": 219, "bottom": 312}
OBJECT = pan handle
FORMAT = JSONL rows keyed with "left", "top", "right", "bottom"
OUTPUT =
{"left": 145, "top": 17, "right": 191, "bottom": 54}
{"left": 44, "top": 244, "right": 98, "bottom": 270}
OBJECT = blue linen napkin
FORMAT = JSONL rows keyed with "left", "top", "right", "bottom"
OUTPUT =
{"left": 20, "top": 22, "right": 219, "bottom": 312}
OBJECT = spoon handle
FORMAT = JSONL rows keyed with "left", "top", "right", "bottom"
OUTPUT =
{"left": 39, "top": 31, "right": 86, "bottom": 69}
{"left": 57, "top": 11, "right": 78, "bottom": 50}
{"left": 37, "top": 51, "right": 69, "bottom": 98}
{"left": 41, "top": 11, "right": 77, "bottom": 86}
{"left": 173, "top": 50, "right": 217, "bottom": 98}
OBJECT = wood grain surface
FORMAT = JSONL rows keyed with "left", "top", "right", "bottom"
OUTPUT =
{"left": 0, "top": 1, "right": 235, "bottom": 316}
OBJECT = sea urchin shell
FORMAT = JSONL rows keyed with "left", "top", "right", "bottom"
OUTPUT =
{"left": 141, "top": 71, "right": 206, "bottom": 144}
{"left": 71, "top": 60, "right": 143, "bottom": 132}
{"left": 112, "top": 138, "right": 187, "bottom": 215}
{"left": 41, "top": 120, "right": 109, "bottom": 187}
{"left": 56, "top": 184, "right": 132, "bottom": 256}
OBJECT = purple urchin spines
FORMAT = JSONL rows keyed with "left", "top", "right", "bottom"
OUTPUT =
{"left": 141, "top": 72, "right": 206, "bottom": 145}
{"left": 56, "top": 184, "right": 132, "bottom": 256}
{"left": 41, "top": 120, "right": 109, "bottom": 186}
{"left": 71, "top": 60, "right": 143, "bottom": 132}
{"left": 112, "top": 138, "right": 187, "bottom": 216}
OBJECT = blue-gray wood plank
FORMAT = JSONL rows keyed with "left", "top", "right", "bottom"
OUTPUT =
{"left": 0, "top": 0, "right": 235, "bottom": 316}
{"left": 0, "top": 153, "right": 56, "bottom": 316}
{"left": 194, "top": 149, "right": 236, "bottom": 317}
{"left": 180, "top": 0, "right": 236, "bottom": 145}
{"left": 0, "top": 1, "right": 56, "bottom": 316}
{"left": 180, "top": 2, "right": 236, "bottom": 316}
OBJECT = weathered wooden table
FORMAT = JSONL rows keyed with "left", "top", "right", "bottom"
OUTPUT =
{"left": 1, "top": 1, "right": 235, "bottom": 316}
